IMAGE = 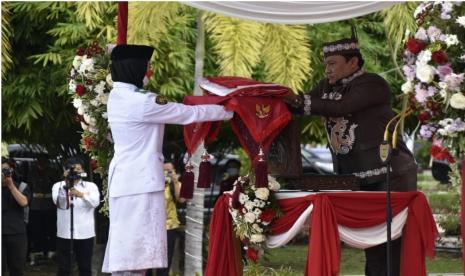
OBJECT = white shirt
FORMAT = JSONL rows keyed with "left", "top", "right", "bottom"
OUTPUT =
{"left": 107, "top": 82, "right": 233, "bottom": 197}
{"left": 52, "top": 180, "right": 100, "bottom": 239}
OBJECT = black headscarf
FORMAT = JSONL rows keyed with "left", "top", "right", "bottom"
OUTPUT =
{"left": 110, "top": 45, "right": 154, "bottom": 88}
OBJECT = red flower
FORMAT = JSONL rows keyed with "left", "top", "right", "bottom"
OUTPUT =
{"left": 145, "top": 69, "right": 154, "bottom": 79}
{"left": 417, "top": 112, "right": 431, "bottom": 123}
{"left": 82, "top": 137, "right": 94, "bottom": 151}
{"left": 406, "top": 38, "right": 427, "bottom": 55}
{"left": 431, "top": 50, "right": 448, "bottom": 64}
{"left": 76, "top": 48, "right": 85, "bottom": 56}
{"left": 246, "top": 247, "right": 259, "bottom": 262}
{"left": 431, "top": 144, "right": 455, "bottom": 164}
{"left": 260, "top": 208, "right": 276, "bottom": 223}
{"left": 76, "top": 85, "right": 86, "bottom": 96}
{"left": 90, "top": 159, "right": 98, "bottom": 171}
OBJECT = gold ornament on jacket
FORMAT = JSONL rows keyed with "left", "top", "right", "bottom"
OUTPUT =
{"left": 327, "top": 117, "right": 358, "bottom": 155}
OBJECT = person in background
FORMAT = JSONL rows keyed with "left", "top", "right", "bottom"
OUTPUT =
{"left": 27, "top": 153, "right": 60, "bottom": 263}
{"left": 52, "top": 157, "right": 100, "bottom": 276}
{"left": 2, "top": 156, "right": 31, "bottom": 276}
{"left": 148, "top": 162, "right": 185, "bottom": 276}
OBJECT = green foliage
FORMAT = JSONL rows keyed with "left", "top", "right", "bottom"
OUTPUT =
{"left": 204, "top": 13, "right": 264, "bottom": 78}
{"left": 262, "top": 24, "right": 311, "bottom": 93}
{"left": 2, "top": 2, "right": 116, "bottom": 153}
{"left": 2, "top": 2, "right": 13, "bottom": 79}
{"left": 428, "top": 192, "right": 460, "bottom": 214}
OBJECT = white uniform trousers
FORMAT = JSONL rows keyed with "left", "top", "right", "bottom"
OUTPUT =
{"left": 102, "top": 191, "right": 167, "bottom": 273}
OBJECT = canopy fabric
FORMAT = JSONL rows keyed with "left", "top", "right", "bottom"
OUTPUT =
{"left": 184, "top": 1, "right": 397, "bottom": 24}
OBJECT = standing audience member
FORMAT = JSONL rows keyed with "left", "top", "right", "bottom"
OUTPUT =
{"left": 27, "top": 153, "right": 60, "bottom": 263}
{"left": 2, "top": 157, "right": 32, "bottom": 276}
{"left": 52, "top": 158, "right": 100, "bottom": 276}
{"left": 148, "top": 162, "right": 185, "bottom": 276}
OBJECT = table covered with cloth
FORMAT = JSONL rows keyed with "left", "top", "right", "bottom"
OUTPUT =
{"left": 205, "top": 191, "right": 438, "bottom": 276}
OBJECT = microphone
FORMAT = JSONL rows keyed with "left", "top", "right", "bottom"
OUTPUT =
{"left": 379, "top": 108, "right": 412, "bottom": 164}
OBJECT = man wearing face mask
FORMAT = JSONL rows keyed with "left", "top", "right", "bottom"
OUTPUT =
{"left": 102, "top": 44, "right": 234, "bottom": 276}
{"left": 285, "top": 28, "right": 417, "bottom": 276}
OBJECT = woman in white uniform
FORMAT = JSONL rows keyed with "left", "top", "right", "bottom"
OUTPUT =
{"left": 102, "top": 44, "right": 233, "bottom": 275}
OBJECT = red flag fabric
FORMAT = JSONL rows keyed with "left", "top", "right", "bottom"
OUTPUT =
{"left": 117, "top": 2, "right": 128, "bottom": 45}
{"left": 206, "top": 192, "right": 438, "bottom": 276}
{"left": 183, "top": 77, "right": 292, "bottom": 165}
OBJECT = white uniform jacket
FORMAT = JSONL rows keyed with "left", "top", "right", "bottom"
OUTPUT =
{"left": 107, "top": 82, "right": 233, "bottom": 197}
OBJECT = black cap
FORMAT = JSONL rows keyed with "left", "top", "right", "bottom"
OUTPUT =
{"left": 111, "top": 44, "right": 154, "bottom": 61}
{"left": 323, "top": 25, "right": 360, "bottom": 58}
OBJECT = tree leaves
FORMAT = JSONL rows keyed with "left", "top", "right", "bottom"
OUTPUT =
{"left": 204, "top": 13, "right": 264, "bottom": 77}
{"left": 262, "top": 24, "right": 311, "bottom": 93}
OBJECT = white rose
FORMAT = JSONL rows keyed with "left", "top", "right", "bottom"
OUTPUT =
{"left": 244, "top": 212, "right": 256, "bottom": 223}
{"left": 77, "top": 106, "right": 85, "bottom": 115}
{"left": 83, "top": 113, "right": 91, "bottom": 124}
{"left": 239, "top": 193, "right": 247, "bottom": 204}
{"left": 250, "top": 234, "right": 266, "bottom": 243}
{"left": 255, "top": 188, "right": 269, "bottom": 201}
{"left": 72, "top": 56, "right": 83, "bottom": 70}
{"left": 457, "top": 16, "right": 465, "bottom": 27}
{"left": 437, "top": 128, "right": 447, "bottom": 136}
{"left": 244, "top": 201, "right": 254, "bottom": 211}
{"left": 78, "top": 56, "right": 94, "bottom": 75}
{"left": 401, "top": 81, "right": 414, "bottom": 94}
{"left": 253, "top": 208, "right": 262, "bottom": 216}
{"left": 444, "top": 34, "right": 459, "bottom": 47}
{"left": 450, "top": 93, "right": 465, "bottom": 109}
{"left": 72, "top": 98, "right": 82, "bottom": 109}
{"left": 416, "top": 64, "right": 434, "bottom": 83}
{"left": 68, "top": 80, "right": 77, "bottom": 93}
{"left": 80, "top": 122, "right": 88, "bottom": 130}
{"left": 267, "top": 176, "right": 281, "bottom": 191}
{"left": 97, "top": 93, "right": 109, "bottom": 105}
{"left": 90, "top": 99, "right": 100, "bottom": 107}
{"left": 417, "top": 50, "right": 432, "bottom": 65}
{"left": 439, "top": 89, "right": 447, "bottom": 99}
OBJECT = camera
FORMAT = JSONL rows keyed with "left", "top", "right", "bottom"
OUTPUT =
{"left": 2, "top": 168, "right": 12, "bottom": 177}
{"left": 64, "top": 165, "right": 87, "bottom": 188}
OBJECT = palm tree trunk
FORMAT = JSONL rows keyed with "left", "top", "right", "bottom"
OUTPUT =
{"left": 184, "top": 10, "right": 205, "bottom": 276}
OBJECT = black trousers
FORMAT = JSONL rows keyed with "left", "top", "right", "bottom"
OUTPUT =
{"left": 2, "top": 233, "right": 27, "bottom": 276}
{"left": 147, "top": 229, "right": 179, "bottom": 276}
{"left": 28, "top": 209, "right": 57, "bottom": 254}
{"left": 56, "top": 237, "right": 94, "bottom": 276}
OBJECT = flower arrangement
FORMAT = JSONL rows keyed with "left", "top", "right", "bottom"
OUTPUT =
{"left": 228, "top": 175, "right": 281, "bottom": 262}
{"left": 68, "top": 41, "right": 114, "bottom": 211}
{"left": 401, "top": 2, "right": 465, "bottom": 162}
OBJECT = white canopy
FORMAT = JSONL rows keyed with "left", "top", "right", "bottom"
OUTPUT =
{"left": 184, "top": 1, "right": 398, "bottom": 24}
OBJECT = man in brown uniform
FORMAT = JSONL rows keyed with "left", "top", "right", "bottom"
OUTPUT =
{"left": 286, "top": 30, "right": 417, "bottom": 276}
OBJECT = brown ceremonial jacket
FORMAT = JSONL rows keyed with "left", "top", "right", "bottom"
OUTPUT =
{"left": 303, "top": 71, "right": 417, "bottom": 191}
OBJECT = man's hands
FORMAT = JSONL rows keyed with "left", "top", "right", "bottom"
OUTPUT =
{"left": 283, "top": 90, "right": 303, "bottom": 108}
{"left": 69, "top": 187, "right": 84, "bottom": 198}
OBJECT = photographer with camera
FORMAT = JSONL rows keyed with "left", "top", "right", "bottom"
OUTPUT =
{"left": 52, "top": 158, "right": 100, "bottom": 276}
{"left": 2, "top": 156, "right": 31, "bottom": 276}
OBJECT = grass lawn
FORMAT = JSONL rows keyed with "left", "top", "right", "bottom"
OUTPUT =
{"left": 253, "top": 244, "right": 463, "bottom": 275}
